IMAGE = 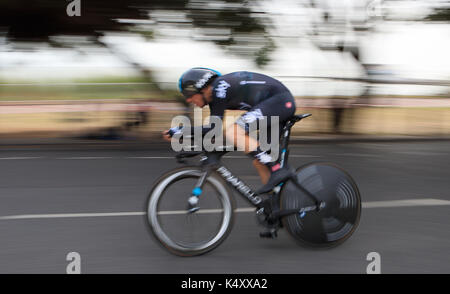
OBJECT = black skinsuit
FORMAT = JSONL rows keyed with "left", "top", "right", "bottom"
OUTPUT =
{"left": 187, "top": 71, "right": 296, "bottom": 136}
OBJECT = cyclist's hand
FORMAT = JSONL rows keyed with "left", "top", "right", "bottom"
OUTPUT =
{"left": 162, "top": 130, "right": 172, "bottom": 142}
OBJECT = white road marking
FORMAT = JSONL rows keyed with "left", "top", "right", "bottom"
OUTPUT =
{"left": 0, "top": 208, "right": 255, "bottom": 220}
{"left": 0, "top": 212, "right": 146, "bottom": 220}
{"left": 0, "top": 199, "right": 448, "bottom": 221}
{"left": 362, "top": 198, "right": 450, "bottom": 208}
{"left": 125, "top": 156, "right": 173, "bottom": 159}
{"left": 333, "top": 153, "right": 381, "bottom": 158}
{"left": 235, "top": 207, "right": 256, "bottom": 213}
{"left": 393, "top": 151, "right": 447, "bottom": 156}
{"left": 158, "top": 209, "right": 225, "bottom": 215}
{"left": 0, "top": 157, "right": 43, "bottom": 160}
{"left": 57, "top": 157, "right": 113, "bottom": 160}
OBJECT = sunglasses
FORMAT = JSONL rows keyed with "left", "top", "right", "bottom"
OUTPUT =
{"left": 182, "top": 84, "right": 200, "bottom": 98}
{"left": 182, "top": 90, "right": 199, "bottom": 99}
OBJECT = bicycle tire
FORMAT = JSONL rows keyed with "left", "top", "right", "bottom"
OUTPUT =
{"left": 145, "top": 166, "right": 236, "bottom": 256}
{"left": 280, "top": 162, "right": 361, "bottom": 248}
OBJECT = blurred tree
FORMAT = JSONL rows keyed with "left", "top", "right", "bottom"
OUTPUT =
{"left": 0, "top": 0, "right": 184, "bottom": 42}
{"left": 185, "top": 0, "right": 274, "bottom": 67}
{"left": 0, "top": 0, "right": 273, "bottom": 67}
{"left": 0, "top": 0, "right": 273, "bottom": 137}
{"left": 425, "top": 8, "right": 450, "bottom": 21}
{"left": 0, "top": 0, "right": 189, "bottom": 91}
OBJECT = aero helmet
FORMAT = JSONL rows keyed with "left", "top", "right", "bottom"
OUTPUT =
{"left": 178, "top": 67, "right": 221, "bottom": 98}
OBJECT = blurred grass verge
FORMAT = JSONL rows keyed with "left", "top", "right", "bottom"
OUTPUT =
{"left": 0, "top": 107, "right": 449, "bottom": 140}
{"left": 0, "top": 77, "right": 178, "bottom": 101}
{"left": 1, "top": 78, "right": 449, "bottom": 140}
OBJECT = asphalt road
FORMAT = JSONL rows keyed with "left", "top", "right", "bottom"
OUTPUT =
{"left": 0, "top": 141, "right": 449, "bottom": 273}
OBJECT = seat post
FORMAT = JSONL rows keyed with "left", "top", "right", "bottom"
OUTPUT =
{"left": 278, "top": 121, "right": 294, "bottom": 167}
{"left": 277, "top": 114, "right": 311, "bottom": 167}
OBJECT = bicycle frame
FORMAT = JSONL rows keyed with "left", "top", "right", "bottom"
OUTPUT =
{"left": 189, "top": 115, "right": 320, "bottom": 211}
{"left": 188, "top": 117, "right": 300, "bottom": 208}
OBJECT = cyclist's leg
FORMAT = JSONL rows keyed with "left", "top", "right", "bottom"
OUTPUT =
{"left": 250, "top": 120, "right": 285, "bottom": 185}
{"left": 228, "top": 122, "right": 270, "bottom": 184}
{"left": 226, "top": 92, "right": 296, "bottom": 189}
{"left": 253, "top": 159, "right": 270, "bottom": 184}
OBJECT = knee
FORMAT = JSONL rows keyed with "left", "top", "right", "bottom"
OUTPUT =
{"left": 252, "top": 158, "right": 261, "bottom": 167}
{"left": 225, "top": 123, "right": 244, "bottom": 142}
{"left": 224, "top": 125, "right": 236, "bottom": 142}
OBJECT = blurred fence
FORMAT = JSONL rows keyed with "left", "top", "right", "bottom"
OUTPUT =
{"left": 0, "top": 78, "right": 449, "bottom": 139}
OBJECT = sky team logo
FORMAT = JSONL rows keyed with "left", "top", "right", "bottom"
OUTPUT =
{"left": 215, "top": 80, "right": 231, "bottom": 98}
{"left": 195, "top": 72, "right": 214, "bottom": 89}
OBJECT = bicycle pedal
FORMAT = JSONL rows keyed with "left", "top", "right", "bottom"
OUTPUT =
{"left": 187, "top": 206, "right": 200, "bottom": 213}
{"left": 259, "top": 229, "right": 278, "bottom": 239}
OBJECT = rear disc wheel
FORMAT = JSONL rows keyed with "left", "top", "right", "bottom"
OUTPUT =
{"left": 281, "top": 162, "right": 361, "bottom": 248}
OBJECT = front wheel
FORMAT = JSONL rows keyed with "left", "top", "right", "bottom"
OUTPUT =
{"left": 280, "top": 162, "right": 361, "bottom": 248}
{"left": 146, "top": 166, "right": 236, "bottom": 256}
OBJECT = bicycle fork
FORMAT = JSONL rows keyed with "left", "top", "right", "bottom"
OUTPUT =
{"left": 187, "top": 170, "right": 209, "bottom": 213}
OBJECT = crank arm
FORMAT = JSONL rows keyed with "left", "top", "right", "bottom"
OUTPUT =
{"left": 269, "top": 202, "right": 326, "bottom": 220}
{"left": 289, "top": 175, "right": 321, "bottom": 204}
{"left": 187, "top": 206, "right": 200, "bottom": 214}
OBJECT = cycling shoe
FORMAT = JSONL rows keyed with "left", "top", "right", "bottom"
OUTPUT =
{"left": 259, "top": 228, "right": 278, "bottom": 239}
{"left": 256, "top": 167, "right": 293, "bottom": 195}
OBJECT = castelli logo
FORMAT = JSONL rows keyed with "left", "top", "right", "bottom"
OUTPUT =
{"left": 285, "top": 102, "right": 292, "bottom": 108}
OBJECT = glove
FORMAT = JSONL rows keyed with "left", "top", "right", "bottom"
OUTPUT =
{"left": 167, "top": 126, "right": 183, "bottom": 137}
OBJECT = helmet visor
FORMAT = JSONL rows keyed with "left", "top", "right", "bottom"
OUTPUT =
{"left": 181, "top": 84, "right": 199, "bottom": 98}
{"left": 182, "top": 89, "right": 199, "bottom": 98}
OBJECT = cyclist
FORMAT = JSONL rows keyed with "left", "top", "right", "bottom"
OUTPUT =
{"left": 163, "top": 67, "right": 296, "bottom": 195}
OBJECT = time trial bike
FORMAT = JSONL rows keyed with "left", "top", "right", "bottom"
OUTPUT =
{"left": 145, "top": 113, "right": 361, "bottom": 256}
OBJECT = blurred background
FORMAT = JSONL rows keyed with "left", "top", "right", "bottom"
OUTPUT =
{"left": 1, "top": 0, "right": 449, "bottom": 140}
{"left": 1, "top": 1, "right": 450, "bottom": 274}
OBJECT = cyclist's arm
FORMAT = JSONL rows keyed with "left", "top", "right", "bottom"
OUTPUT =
{"left": 169, "top": 124, "right": 217, "bottom": 137}
{"left": 167, "top": 94, "right": 227, "bottom": 138}
{"left": 166, "top": 116, "right": 223, "bottom": 138}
